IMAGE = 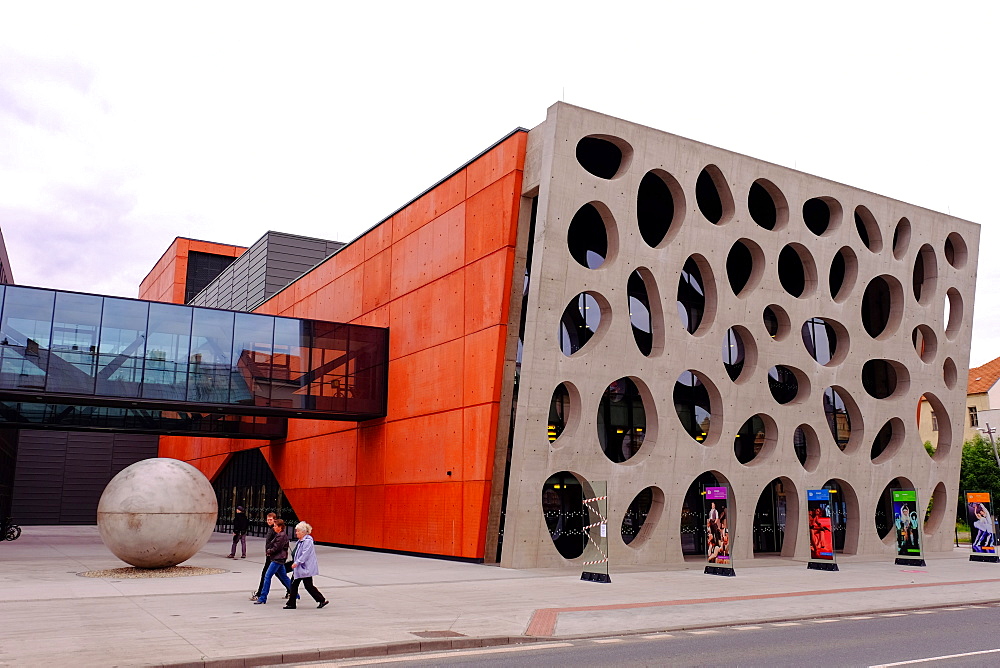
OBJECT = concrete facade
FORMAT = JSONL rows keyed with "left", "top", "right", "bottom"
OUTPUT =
{"left": 500, "top": 103, "right": 980, "bottom": 568}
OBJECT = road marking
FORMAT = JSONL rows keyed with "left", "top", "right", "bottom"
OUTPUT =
{"left": 810, "top": 619, "right": 839, "bottom": 623}
{"left": 771, "top": 622, "right": 801, "bottom": 627}
{"left": 688, "top": 629, "right": 720, "bottom": 635}
{"left": 732, "top": 626, "right": 763, "bottom": 630}
{"left": 592, "top": 638, "right": 623, "bottom": 644}
{"left": 312, "top": 642, "right": 576, "bottom": 666}
{"left": 870, "top": 647, "right": 1000, "bottom": 667}
{"left": 642, "top": 634, "right": 674, "bottom": 639}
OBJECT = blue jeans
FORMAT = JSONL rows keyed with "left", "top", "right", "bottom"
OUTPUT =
{"left": 258, "top": 561, "right": 291, "bottom": 602}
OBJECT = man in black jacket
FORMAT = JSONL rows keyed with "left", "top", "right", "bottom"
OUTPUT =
{"left": 227, "top": 506, "right": 251, "bottom": 559}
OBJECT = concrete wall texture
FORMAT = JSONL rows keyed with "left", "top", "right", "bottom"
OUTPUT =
{"left": 499, "top": 103, "right": 980, "bottom": 568}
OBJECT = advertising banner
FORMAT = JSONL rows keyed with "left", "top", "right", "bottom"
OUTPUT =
{"left": 807, "top": 489, "right": 838, "bottom": 571}
{"left": 892, "top": 490, "right": 924, "bottom": 566}
{"left": 966, "top": 491, "right": 998, "bottom": 562}
{"left": 704, "top": 486, "right": 733, "bottom": 576}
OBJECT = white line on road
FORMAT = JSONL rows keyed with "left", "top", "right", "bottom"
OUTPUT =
{"left": 870, "top": 647, "right": 1000, "bottom": 667}
{"left": 309, "top": 642, "right": 576, "bottom": 666}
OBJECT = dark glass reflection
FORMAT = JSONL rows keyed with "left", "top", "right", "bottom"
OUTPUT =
{"left": 47, "top": 291, "right": 103, "bottom": 394}
{"left": 0, "top": 285, "right": 388, "bottom": 421}
{"left": 677, "top": 258, "right": 705, "bottom": 334}
{"left": 0, "top": 286, "right": 55, "bottom": 390}
{"left": 768, "top": 366, "right": 798, "bottom": 404}
{"left": 628, "top": 271, "right": 652, "bottom": 356}
{"left": 823, "top": 388, "right": 851, "bottom": 451}
{"left": 674, "top": 371, "right": 711, "bottom": 443}
{"left": 597, "top": 377, "right": 646, "bottom": 463}
{"left": 735, "top": 414, "right": 766, "bottom": 464}
{"left": 542, "top": 472, "right": 586, "bottom": 559}
{"left": 567, "top": 204, "right": 608, "bottom": 269}
{"left": 622, "top": 487, "right": 654, "bottom": 545}
{"left": 560, "top": 293, "right": 601, "bottom": 355}
{"left": 802, "top": 317, "right": 837, "bottom": 365}
{"left": 793, "top": 426, "right": 809, "bottom": 466}
{"left": 871, "top": 420, "right": 893, "bottom": 460}
{"left": 549, "top": 383, "right": 569, "bottom": 442}
{"left": 722, "top": 328, "right": 745, "bottom": 381}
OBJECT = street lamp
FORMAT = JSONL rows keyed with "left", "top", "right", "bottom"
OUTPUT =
{"left": 979, "top": 422, "right": 1000, "bottom": 469}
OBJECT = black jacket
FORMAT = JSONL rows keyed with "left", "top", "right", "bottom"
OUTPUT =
{"left": 266, "top": 530, "right": 289, "bottom": 563}
{"left": 233, "top": 512, "right": 250, "bottom": 534}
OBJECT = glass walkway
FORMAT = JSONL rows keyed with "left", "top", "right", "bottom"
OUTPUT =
{"left": 0, "top": 285, "right": 388, "bottom": 438}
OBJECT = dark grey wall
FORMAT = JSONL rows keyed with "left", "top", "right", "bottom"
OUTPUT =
{"left": 189, "top": 231, "right": 343, "bottom": 311}
{"left": 11, "top": 431, "right": 159, "bottom": 525}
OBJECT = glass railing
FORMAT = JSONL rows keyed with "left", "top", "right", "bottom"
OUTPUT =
{"left": 0, "top": 284, "right": 388, "bottom": 421}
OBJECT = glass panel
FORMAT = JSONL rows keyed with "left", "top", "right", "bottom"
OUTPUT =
{"left": 97, "top": 297, "right": 149, "bottom": 398}
{"left": 0, "top": 286, "right": 55, "bottom": 390}
{"left": 271, "top": 317, "right": 309, "bottom": 410}
{"left": 188, "top": 308, "right": 235, "bottom": 403}
{"left": 47, "top": 291, "right": 103, "bottom": 394}
{"left": 231, "top": 312, "right": 274, "bottom": 407}
{"left": 142, "top": 302, "right": 192, "bottom": 400}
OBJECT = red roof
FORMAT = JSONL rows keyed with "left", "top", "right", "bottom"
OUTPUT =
{"left": 968, "top": 356, "right": 1000, "bottom": 394}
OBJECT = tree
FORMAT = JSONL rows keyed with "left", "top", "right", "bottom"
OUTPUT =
{"left": 958, "top": 434, "right": 1000, "bottom": 519}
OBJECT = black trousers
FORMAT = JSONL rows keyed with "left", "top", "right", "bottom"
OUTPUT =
{"left": 286, "top": 577, "right": 324, "bottom": 607}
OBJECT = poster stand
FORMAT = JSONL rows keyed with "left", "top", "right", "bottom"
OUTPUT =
{"left": 580, "top": 482, "right": 611, "bottom": 583}
{"left": 806, "top": 489, "right": 839, "bottom": 571}
{"left": 703, "top": 486, "right": 735, "bottom": 577}
{"left": 966, "top": 491, "right": 998, "bottom": 564}
{"left": 891, "top": 490, "right": 925, "bottom": 567}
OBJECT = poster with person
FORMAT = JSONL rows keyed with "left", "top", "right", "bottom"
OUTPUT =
{"left": 966, "top": 492, "right": 997, "bottom": 562}
{"left": 807, "top": 489, "right": 838, "bottom": 571}
{"left": 704, "top": 486, "right": 733, "bottom": 575}
{"left": 892, "top": 490, "right": 924, "bottom": 565}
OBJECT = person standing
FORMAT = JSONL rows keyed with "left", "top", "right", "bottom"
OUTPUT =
{"left": 254, "top": 519, "right": 292, "bottom": 604}
{"left": 250, "top": 513, "right": 277, "bottom": 601}
{"left": 284, "top": 521, "right": 328, "bottom": 610}
{"left": 227, "top": 506, "right": 250, "bottom": 559}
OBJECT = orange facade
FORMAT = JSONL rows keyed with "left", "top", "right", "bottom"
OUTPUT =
{"left": 158, "top": 131, "right": 527, "bottom": 559}
{"left": 139, "top": 237, "right": 246, "bottom": 304}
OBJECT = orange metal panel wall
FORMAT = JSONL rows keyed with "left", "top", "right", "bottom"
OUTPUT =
{"left": 138, "top": 237, "right": 246, "bottom": 303}
{"left": 160, "top": 132, "right": 527, "bottom": 559}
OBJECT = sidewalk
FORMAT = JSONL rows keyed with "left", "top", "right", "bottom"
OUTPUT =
{"left": 2, "top": 526, "right": 1000, "bottom": 667}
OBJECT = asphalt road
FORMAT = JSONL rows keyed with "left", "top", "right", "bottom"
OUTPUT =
{"left": 297, "top": 603, "right": 1000, "bottom": 667}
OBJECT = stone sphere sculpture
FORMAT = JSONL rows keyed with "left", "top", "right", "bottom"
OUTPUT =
{"left": 97, "top": 458, "right": 218, "bottom": 568}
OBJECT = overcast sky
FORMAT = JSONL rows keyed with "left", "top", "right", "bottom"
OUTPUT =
{"left": 1, "top": 2, "right": 997, "bottom": 365}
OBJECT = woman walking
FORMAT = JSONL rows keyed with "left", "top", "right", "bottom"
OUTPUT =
{"left": 254, "top": 519, "right": 292, "bottom": 604}
{"left": 284, "top": 521, "right": 329, "bottom": 609}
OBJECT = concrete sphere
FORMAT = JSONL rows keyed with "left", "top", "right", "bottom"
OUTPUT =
{"left": 97, "top": 458, "right": 218, "bottom": 568}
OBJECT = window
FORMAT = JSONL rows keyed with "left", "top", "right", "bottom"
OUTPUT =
{"left": 969, "top": 406, "right": 979, "bottom": 428}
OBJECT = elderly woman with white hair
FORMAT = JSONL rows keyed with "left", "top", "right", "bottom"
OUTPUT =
{"left": 283, "top": 521, "right": 329, "bottom": 610}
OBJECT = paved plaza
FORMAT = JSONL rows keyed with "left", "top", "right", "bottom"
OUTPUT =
{"left": 2, "top": 527, "right": 999, "bottom": 667}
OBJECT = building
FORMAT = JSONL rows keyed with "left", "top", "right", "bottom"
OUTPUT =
{"left": 1, "top": 103, "right": 980, "bottom": 569}
{"left": 919, "top": 356, "right": 1000, "bottom": 446}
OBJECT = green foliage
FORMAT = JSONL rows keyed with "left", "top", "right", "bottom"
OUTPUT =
{"left": 959, "top": 434, "right": 1000, "bottom": 518}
